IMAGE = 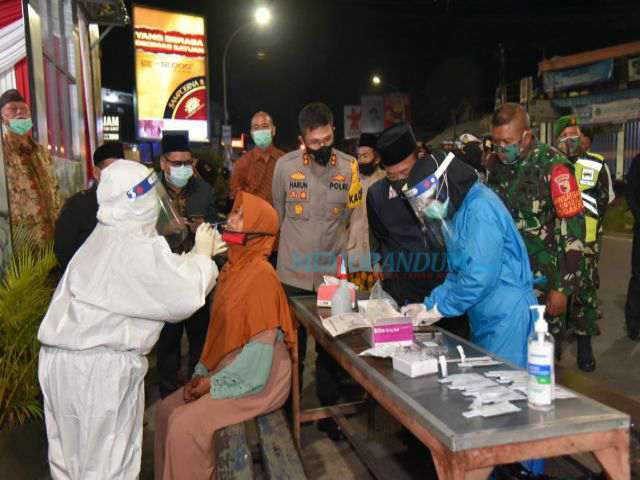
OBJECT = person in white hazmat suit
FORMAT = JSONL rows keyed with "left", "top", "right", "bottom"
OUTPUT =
{"left": 37, "top": 160, "right": 224, "bottom": 480}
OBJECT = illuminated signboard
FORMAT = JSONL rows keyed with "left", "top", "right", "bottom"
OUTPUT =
{"left": 133, "top": 6, "right": 209, "bottom": 142}
{"left": 103, "top": 115, "right": 120, "bottom": 141}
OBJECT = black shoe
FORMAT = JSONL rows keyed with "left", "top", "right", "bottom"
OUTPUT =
{"left": 577, "top": 336, "right": 596, "bottom": 372}
{"left": 317, "top": 418, "right": 345, "bottom": 442}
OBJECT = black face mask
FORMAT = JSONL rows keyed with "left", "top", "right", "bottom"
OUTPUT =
{"left": 358, "top": 162, "right": 377, "bottom": 176}
{"left": 389, "top": 178, "right": 408, "bottom": 195}
{"left": 309, "top": 145, "right": 333, "bottom": 166}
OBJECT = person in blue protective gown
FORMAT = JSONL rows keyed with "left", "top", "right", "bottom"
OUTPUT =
{"left": 402, "top": 151, "right": 544, "bottom": 475}
{"left": 401, "top": 153, "right": 536, "bottom": 369}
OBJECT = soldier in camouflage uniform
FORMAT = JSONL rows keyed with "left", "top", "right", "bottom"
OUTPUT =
{"left": 554, "top": 115, "right": 614, "bottom": 371}
{"left": 488, "top": 104, "right": 585, "bottom": 363}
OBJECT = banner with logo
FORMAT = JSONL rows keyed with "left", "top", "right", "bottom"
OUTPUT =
{"left": 344, "top": 105, "right": 361, "bottom": 139}
{"left": 133, "top": 6, "right": 209, "bottom": 141}
{"left": 383, "top": 93, "right": 410, "bottom": 128}
{"left": 543, "top": 59, "right": 613, "bottom": 94}
{"left": 360, "top": 95, "right": 385, "bottom": 133}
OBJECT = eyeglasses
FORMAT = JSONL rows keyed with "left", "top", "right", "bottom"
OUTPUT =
{"left": 164, "top": 158, "right": 195, "bottom": 167}
{"left": 305, "top": 133, "right": 334, "bottom": 150}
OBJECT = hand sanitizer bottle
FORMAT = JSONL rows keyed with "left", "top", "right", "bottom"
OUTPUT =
{"left": 331, "top": 255, "right": 353, "bottom": 316}
{"left": 527, "top": 305, "right": 554, "bottom": 411}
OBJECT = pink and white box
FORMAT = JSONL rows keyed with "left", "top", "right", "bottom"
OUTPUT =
{"left": 364, "top": 316, "right": 414, "bottom": 347}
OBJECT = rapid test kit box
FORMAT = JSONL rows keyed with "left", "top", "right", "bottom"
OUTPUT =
{"left": 364, "top": 316, "right": 414, "bottom": 348}
{"left": 316, "top": 283, "right": 357, "bottom": 308}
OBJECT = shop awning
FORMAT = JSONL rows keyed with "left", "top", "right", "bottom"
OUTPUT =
{"left": 539, "top": 41, "right": 640, "bottom": 73}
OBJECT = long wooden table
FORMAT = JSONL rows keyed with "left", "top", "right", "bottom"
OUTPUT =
{"left": 290, "top": 296, "right": 631, "bottom": 480}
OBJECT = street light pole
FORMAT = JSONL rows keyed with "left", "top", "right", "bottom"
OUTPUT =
{"left": 222, "top": 23, "right": 250, "bottom": 127}
{"left": 222, "top": 6, "right": 272, "bottom": 128}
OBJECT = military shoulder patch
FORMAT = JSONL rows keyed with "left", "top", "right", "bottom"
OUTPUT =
{"left": 550, "top": 163, "right": 583, "bottom": 218}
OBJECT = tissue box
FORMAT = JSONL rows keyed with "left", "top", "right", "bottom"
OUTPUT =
{"left": 316, "top": 284, "right": 356, "bottom": 308}
{"left": 364, "top": 316, "right": 414, "bottom": 347}
{"left": 393, "top": 354, "right": 438, "bottom": 378}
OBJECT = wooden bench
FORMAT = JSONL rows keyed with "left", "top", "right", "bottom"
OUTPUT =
{"left": 216, "top": 409, "right": 307, "bottom": 479}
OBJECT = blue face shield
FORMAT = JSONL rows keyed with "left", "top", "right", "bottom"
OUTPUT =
{"left": 403, "top": 152, "right": 454, "bottom": 222}
{"left": 401, "top": 152, "right": 456, "bottom": 249}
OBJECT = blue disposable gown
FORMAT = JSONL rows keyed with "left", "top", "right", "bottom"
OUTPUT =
{"left": 426, "top": 182, "right": 536, "bottom": 368}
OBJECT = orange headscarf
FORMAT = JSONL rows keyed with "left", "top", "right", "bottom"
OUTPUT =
{"left": 199, "top": 192, "right": 295, "bottom": 372}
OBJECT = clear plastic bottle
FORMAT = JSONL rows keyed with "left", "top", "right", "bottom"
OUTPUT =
{"left": 331, "top": 255, "right": 353, "bottom": 316}
{"left": 527, "top": 305, "right": 555, "bottom": 411}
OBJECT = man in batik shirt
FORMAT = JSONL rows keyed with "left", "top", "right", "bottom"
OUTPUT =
{"left": 0, "top": 89, "right": 61, "bottom": 243}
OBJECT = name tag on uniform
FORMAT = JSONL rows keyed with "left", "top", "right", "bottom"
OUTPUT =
{"left": 581, "top": 168, "right": 595, "bottom": 185}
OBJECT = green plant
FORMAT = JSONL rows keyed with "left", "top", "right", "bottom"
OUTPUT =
{"left": 0, "top": 228, "right": 56, "bottom": 429}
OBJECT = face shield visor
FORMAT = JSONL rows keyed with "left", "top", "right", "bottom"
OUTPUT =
{"left": 402, "top": 152, "right": 454, "bottom": 220}
{"left": 126, "top": 171, "right": 189, "bottom": 244}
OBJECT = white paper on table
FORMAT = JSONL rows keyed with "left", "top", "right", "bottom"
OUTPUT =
{"left": 464, "top": 386, "right": 528, "bottom": 404}
{"left": 451, "top": 379, "right": 501, "bottom": 392}
{"left": 485, "top": 370, "right": 528, "bottom": 380}
{"left": 508, "top": 383, "right": 528, "bottom": 395}
{"left": 321, "top": 312, "right": 371, "bottom": 337}
{"left": 358, "top": 344, "right": 397, "bottom": 358}
{"left": 463, "top": 401, "right": 521, "bottom": 418}
{"left": 438, "top": 373, "right": 486, "bottom": 384}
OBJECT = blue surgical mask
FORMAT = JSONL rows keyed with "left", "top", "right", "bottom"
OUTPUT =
{"left": 8, "top": 118, "right": 33, "bottom": 136}
{"left": 424, "top": 197, "right": 449, "bottom": 220}
{"left": 251, "top": 129, "right": 272, "bottom": 149}
{"left": 169, "top": 165, "right": 193, "bottom": 188}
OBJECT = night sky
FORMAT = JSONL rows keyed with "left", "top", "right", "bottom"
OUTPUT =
{"left": 101, "top": 0, "right": 640, "bottom": 150}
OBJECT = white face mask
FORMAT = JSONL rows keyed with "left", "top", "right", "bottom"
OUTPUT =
{"left": 169, "top": 165, "right": 193, "bottom": 188}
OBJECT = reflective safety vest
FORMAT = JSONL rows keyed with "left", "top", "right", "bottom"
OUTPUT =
{"left": 574, "top": 154, "right": 604, "bottom": 244}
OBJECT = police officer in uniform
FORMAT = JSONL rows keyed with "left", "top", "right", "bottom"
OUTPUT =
{"left": 489, "top": 103, "right": 585, "bottom": 363}
{"left": 54, "top": 142, "right": 123, "bottom": 270}
{"left": 272, "top": 102, "right": 362, "bottom": 440}
{"left": 554, "top": 115, "right": 613, "bottom": 371}
{"left": 366, "top": 123, "right": 469, "bottom": 339}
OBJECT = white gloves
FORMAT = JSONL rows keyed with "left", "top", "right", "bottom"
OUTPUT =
{"left": 212, "top": 229, "right": 228, "bottom": 256}
{"left": 193, "top": 223, "right": 229, "bottom": 257}
{"left": 193, "top": 223, "right": 215, "bottom": 257}
{"left": 400, "top": 303, "right": 443, "bottom": 327}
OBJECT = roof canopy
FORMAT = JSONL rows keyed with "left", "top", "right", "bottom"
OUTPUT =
{"left": 539, "top": 41, "right": 640, "bottom": 73}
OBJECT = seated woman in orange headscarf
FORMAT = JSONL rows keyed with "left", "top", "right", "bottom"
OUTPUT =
{"left": 154, "top": 192, "right": 296, "bottom": 480}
